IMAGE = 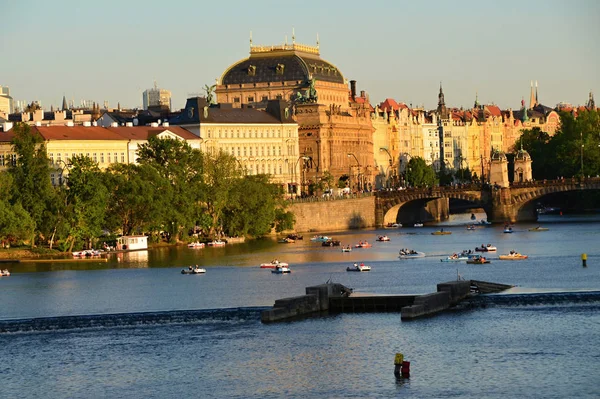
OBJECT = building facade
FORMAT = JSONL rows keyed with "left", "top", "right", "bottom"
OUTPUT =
{"left": 215, "top": 38, "right": 374, "bottom": 192}
{"left": 143, "top": 83, "right": 172, "bottom": 111}
{"left": 171, "top": 97, "right": 300, "bottom": 194}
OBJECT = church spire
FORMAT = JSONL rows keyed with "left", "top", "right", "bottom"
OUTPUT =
{"left": 587, "top": 90, "right": 595, "bottom": 109}
{"left": 529, "top": 81, "right": 535, "bottom": 109}
{"left": 437, "top": 82, "right": 448, "bottom": 119}
{"left": 474, "top": 91, "right": 479, "bottom": 109}
{"left": 535, "top": 80, "right": 538, "bottom": 106}
{"left": 62, "top": 95, "right": 68, "bottom": 111}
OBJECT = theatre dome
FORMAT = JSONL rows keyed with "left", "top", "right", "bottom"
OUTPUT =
{"left": 220, "top": 43, "right": 345, "bottom": 86}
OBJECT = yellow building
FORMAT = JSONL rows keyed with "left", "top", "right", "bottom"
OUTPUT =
{"left": 171, "top": 98, "right": 301, "bottom": 194}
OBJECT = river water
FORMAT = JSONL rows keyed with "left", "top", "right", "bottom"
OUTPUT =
{"left": 1, "top": 214, "right": 600, "bottom": 398}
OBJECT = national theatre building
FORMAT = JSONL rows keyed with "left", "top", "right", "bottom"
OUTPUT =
{"left": 216, "top": 37, "right": 374, "bottom": 193}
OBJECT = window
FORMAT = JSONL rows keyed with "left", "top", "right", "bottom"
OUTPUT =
{"left": 279, "top": 165, "right": 282, "bottom": 175}
{"left": 51, "top": 173, "right": 55, "bottom": 186}
{"left": 121, "top": 153, "right": 125, "bottom": 163}
{"left": 267, "top": 147, "right": 270, "bottom": 156}
{"left": 114, "top": 153, "right": 117, "bottom": 163}
{"left": 249, "top": 147, "right": 253, "bottom": 156}
{"left": 237, "top": 147, "right": 241, "bottom": 156}
{"left": 11, "top": 154, "right": 16, "bottom": 166}
{"left": 49, "top": 153, "right": 54, "bottom": 164}
{"left": 0, "top": 154, "right": 4, "bottom": 166}
{"left": 234, "top": 97, "right": 240, "bottom": 103}
{"left": 57, "top": 154, "right": 62, "bottom": 164}
{"left": 237, "top": 130, "right": 240, "bottom": 138}
{"left": 247, "top": 96, "right": 254, "bottom": 102}
{"left": 108, "top": 153, "right": 111, "bottom": 163}
{"left": 243, "top": 147, "right": 247, "bottom": 156}
{"left": 93, "top": 153, "right": 97, "bottom": 162}
{"left": 262, "top": 96, "right": 268, "bottom": 102}
{"left": 100, "top": 153, "right": 104, "bottom": 163}
{"left": 278, "top": 147, "right": 281, "bottom": 156}
{"left": 86, "top": 153, "right": 90, "bottom": 159}
{"left": 276, "top": 94, "right": 282, "bottom": 100}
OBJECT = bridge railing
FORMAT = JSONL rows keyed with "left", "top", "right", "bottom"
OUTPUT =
{"left": 510, "top": 176, "right": 600, "bottom": 188}
{"left": 287, "top": 192, "right": 373, "bottom": 204}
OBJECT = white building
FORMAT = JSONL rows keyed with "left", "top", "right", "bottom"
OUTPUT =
{"left": 142, "top": 82, "right": 171, "bottom": 111}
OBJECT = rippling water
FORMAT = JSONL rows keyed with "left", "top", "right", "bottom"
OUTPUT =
{"left": 1, "top": 215, "right": 600, "bottom": 398}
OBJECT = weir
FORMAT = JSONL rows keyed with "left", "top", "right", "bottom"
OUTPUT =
{"left": 261, "top": 280, "right": 513, "bottom": 322}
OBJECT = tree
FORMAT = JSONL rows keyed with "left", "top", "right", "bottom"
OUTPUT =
{"left": 137, "top": 136, "right": 205, "bottom": 241}
{"left": 0, "top": 172, "right": 35, "bottom": 245}
{"left": 202, "top": 151, "right": 243, "bottom": 237}
{"left": 8, "top": 123, "right": 56, "bottom": 245}
{"left": 104, "top": 163, "right": 172, "bottom": 236}
{"left": 65, "top": 155, "right": 109, "bottom": 251}
{"left": 405, "top": 157, "right": 438, "bottom": 188}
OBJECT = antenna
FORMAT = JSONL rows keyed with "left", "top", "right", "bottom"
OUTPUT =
{"left": 249, "top": 30, "right": 253, "bottom": 47}
{"left": 292, "top": 27, "right": 295, "bottom": 44}
{"left": 316, "top": 33, "right": 320, "bottom": 48}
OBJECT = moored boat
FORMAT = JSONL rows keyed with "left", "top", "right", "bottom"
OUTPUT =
{"left": 207, "top": 240, "right": 226, "bottom": 246}
{"left": 413, "top": 222, "right": 424, "bottom": 227}
{"left": 466, "top": 254, "right": 490, "bottom": 264}
{"left": 475, "top": 244, "right": 497, "bottom": 252}
{"left": 181, "top": 266, "right": 206, "bottom": 274}
{"left": 310, "top": 235, "right": 331, "bottom": 242}
{"left": 271, "top": 265, "right": 291, "bottom": 274}
{"left": 376, "top": 235, "right": 390, "bottom": 242}
{"left": 385, "top": 223, "right": 402, "bottom": 228}
{"left": 0, "top": 269, "right": 10, "bottom": 277}
{"left": 72, "top": 249, "right": 102, "bottom": 257}
{"left": 499, "top": 251, "right": 528, "bottom": 260}
{"left": 260, "top": 260, "right": 289, "bottom": 268}
{"left": 399, "top": 249, "right": 425, "bottom": 258}
{"left": 346, "top": 263, "right": 371, "bottom": 272}
{"left": 187, "top": 242, "right": 205, "bottom": 248}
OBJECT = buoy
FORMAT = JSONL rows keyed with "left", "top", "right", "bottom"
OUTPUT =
{"left": 582, "top": 253, "right": 587, "bottom": 267}
{"left": 394, "top": 353, "right": 404, "bottom": 377}
{"left": 401, "top": 361, "right": 411, "bottom": 377}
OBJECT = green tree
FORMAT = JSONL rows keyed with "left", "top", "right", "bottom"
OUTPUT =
{"left": 202, "top": 151, "right": 243, "bottom": 237}
{"left": 405, "top": 157, "right": 437, "bottom": 188}
{"left": 104, "top": 163, "right": 172, "bottom": 236}
{"left": 137, "top": 136, "right": 205, "bottom": 241}
{"left": 8, "top": 123, "right": 56, "bottom": 245}
{"left": 65, "top": 155, "right": 109, "bottom": 251}
{"left": 0, "top": 172, "right": 35, "bottom": 245}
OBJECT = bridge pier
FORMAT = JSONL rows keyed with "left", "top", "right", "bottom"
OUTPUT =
{"left": 489, "top": 188, "right": 537, "bottom": 223}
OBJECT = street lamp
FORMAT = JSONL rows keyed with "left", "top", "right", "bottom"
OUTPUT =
{"left": 347, "top": 153, "right": 360, "bottom": 192}
{"left": 379, "top": 147, "right": 393, "bottom": 188}
{"left": 581, "top": 131, "right": 584, "bottom": 178}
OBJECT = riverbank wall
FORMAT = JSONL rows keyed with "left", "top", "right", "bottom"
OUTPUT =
{"left": 289, "top": 196, "right": 376, "bottom": 233}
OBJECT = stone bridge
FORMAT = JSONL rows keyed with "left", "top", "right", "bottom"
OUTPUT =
{"left": 375, "top": 178, "right": 600, "bottom": 226}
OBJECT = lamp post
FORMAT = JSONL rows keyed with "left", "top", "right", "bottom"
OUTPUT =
{"left": 580, "top": 131, "right": 584, "bottom": 178}
{"left": 347, "top": 153, "right": 360, "bottom": 192}
{"left": 379, "top": 147, "right": 393, "bottom": 188}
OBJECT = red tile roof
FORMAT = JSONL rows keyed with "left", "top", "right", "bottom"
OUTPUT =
{"left": 486, "top": 105, "right": 502, "bottom": 117}
{"left": 34, "top": 126, "right": 127, "bottom": 141}
{"left": 379, "top": 98, "right": 399, "bottom": 111}
{"left": 107, "top": 126, "right": 199, "bottom": 140}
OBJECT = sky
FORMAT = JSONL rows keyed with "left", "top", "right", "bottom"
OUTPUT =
{"left": 2, "top": 0, "right": 599, "bottom": 112}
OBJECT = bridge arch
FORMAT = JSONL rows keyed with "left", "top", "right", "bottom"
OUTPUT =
{"left": 376, "top": 187, "right": 490, "bottom": 226}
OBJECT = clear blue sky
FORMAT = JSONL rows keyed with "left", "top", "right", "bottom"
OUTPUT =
{"left": 2, "top": 0, "right": 599, "bottom": 111}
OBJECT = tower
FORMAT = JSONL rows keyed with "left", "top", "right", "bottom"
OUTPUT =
{"left": 528, "top": 81, "right": 537, "bottom": 109}
{"left": 587, "top": 90, "right": 595, "bottom": 109}
{"left": 437, "top": 82, "right": 448, "bottom": 119}
{"left": 62, "top": 95, "right": 68, "bottom": 111}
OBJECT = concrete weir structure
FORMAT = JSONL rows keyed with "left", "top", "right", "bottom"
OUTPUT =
{"left": 261, "top": 280, "right": 512, "bottom": 323}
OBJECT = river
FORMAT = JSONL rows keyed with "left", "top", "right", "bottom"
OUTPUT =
{"left": 1, "top": 214, "right": 600, "bottom": 398}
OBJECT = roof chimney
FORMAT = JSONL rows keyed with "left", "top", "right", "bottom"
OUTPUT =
{"left": 111, "top": 122, "right": 118, "bottom": 127}
{"left": 350, "top": 80, "right": 357, "bottom": 100}
{"left": 92, "top": 121, "right": 98, "bottom": 126}
{"left": 66, "top": 121, "right": 74, "bottom": 127}
{"left": 162, "top": 121, "right": 169, "bottom": 127}
{"left": 125, "top": 122, "right": 133, "bottom": 127}
{"left": 83, "top": 121, "right": 91, "bottom": 127}
{"left": 150, "top": 122, "right": 159, "bottom": 127}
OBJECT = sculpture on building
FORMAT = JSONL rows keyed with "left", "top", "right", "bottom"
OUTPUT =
{"left": 204, "top": 84, "right": 216, "bottom": 105}
{"left": 294, "top": 77, "right": 318, "bottom": 104}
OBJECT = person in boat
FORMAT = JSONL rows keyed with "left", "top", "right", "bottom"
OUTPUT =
{"left": 360, "top": 262, "right": 365, "bottom": 266}
{"left": 354, "top": 263, "right": 358, "bottom": 268}
{"left": 481, "top": 244, "right": 485, "bottom": 249}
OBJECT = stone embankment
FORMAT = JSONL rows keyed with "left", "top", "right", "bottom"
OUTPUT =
{"left": 262, "top": 280, "right": 512, "bottom": 323}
